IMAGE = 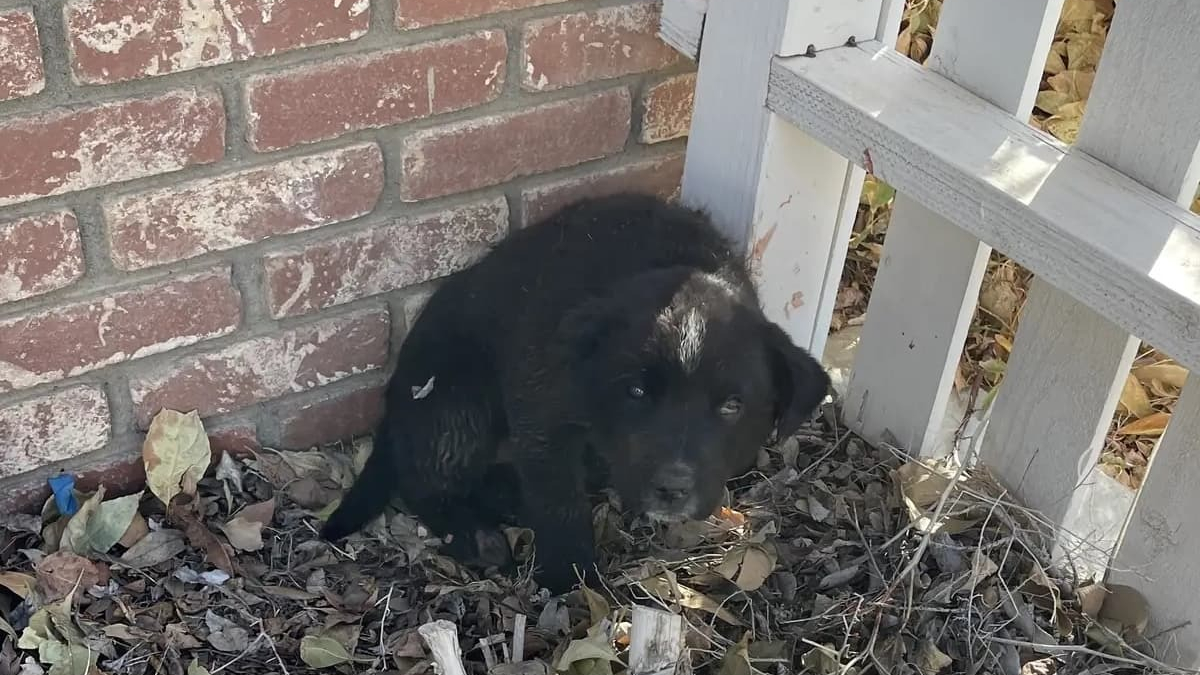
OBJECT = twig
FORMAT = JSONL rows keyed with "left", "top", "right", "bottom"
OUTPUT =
{"left": 628, "top": 606, "right": 685, "bottom": 675}
{"left": 983, "top": 635, "right": 1200, "bottom": 675}
{"left": 258, "top": 620, "right": 291, "bottom": 675}
{"left": 419, "top": 620, "right": 468, "bottom": 675}
{"left": 511, "top": 614, "right": 526, "bottom": 663}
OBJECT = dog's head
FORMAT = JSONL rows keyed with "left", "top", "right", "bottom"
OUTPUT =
{"left": 556, "top": 266, "right": 830, "bottom": 521}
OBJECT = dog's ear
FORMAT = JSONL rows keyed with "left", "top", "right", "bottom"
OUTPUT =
{"left": 762, "top": 322, "right": 831, "bottom": 438}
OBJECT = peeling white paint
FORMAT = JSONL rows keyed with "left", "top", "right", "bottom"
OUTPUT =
{"left": 274, "top": 259, "right": 315, "bottom": 317}
{"left": 426, "top": 65, "right": 436, "bottom": 113}
{"left": 0, "top": 386, "right": 109, "bottom": 476}
{"left": 71, "top": 14, "right": 156, "bottom": 55}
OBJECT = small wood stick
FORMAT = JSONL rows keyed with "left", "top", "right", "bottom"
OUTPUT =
{"left": 511, "top": 614, "right": 526, "bottom": 663}
{"left": 478, "top": 635, "right": 506, "bottom": 670}
{"left": 418, "top": 620, "right": 467, "bottom": 675}
{"left": 628, "top": 606, "right": 684, "bottom": 675}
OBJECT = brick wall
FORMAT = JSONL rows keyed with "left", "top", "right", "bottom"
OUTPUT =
{"left": 0, "top": 0, "right": 697, "bottom": 510}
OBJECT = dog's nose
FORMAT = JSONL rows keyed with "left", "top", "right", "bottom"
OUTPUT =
{"left": 653, "top": 463, "right": 694, "bottom": 505}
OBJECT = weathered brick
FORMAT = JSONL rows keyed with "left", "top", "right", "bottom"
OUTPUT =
{"left": 0, "top": 211, "right": 85, "bottom": 305}
{"left": 265, "top": 198, "right": 508, "bottom": 317}
{"left": 400, "top": 89, "right": 631, "bottom": 201}
{"left": 66, "top": 0, "right": 370, "bottom": 85}
{"left": 522, "top": 153, "right": 684, "bottom": 225}
{"left": 207, "top": 423, "right": 259, "bottom": 461}
{"left": 0, "top": 9, "right": 45, "bottom": 101}
{"left": 640, "top": 73, "right": 695, "bottom": 143}
{"left": 0, "top": 386, "right": 110, "bottom": 477}
{"left": 130, "top": 309, "right": 390, "bottom": 426}
{"left": 0, "top": 88, "right": 225, "bottom": 207}
{"left": 276, "top": 382, "right": 383, "bottom": 448}
{"left": 246, "top": 31, "right": 506, "bottom": 152}
{"left": 522, "top": 3, "right": 680, "bottom": 91}
{"left": 106, "top": 144, "right": 383, "bottom": 270}
{"left": 396, "top": 0, "right": 565, "bottom": 29}
{"left": 0, "top": 269, "right": 241, "bottom": 393}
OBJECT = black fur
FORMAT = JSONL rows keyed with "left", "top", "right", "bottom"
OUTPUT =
{"left": 320, "top": 193, "right": 831, "bottom": 593}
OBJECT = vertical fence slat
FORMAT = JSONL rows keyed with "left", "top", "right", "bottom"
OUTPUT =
{"left": 681, "top": 1, "right": 891, "bottom": 359}
{"left": 842, "top": 0, "right": 1064, "bottom": 454}
{"left": 1111, "top": 378, "right": 1200, "bottom": 664}
{"left": 980, "top": 0, "right": 1200, "bottom": 592}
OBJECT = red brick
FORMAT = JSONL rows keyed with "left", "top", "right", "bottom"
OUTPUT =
{"left": 276, "top": 382, "right": 383, "bottom": 448}
{"left": 66, "top": 0, "right": 369, "bottom": 85}
{"left": 396, "top": 0, "right": 566, "bottom": 29}
{"left": 129, "top": 309, "right": 390, "bottom": 427}
{"left": 0, "top": 88, "right": 225, "bottom": 208}
{"left": 0, "top": 386, "right": 110, "bottom": 477}
{"left": 640, "top": 73, "right": 695, "bottom": 143}
{"left": 207, "top": 423, "right": 259, "bottom": 462}
{"left": 0, "top": 9, "right": 45, "bottom": 101}
{"left": 522, "top": 3, "right": 680, "bottom": 92}
{"left": 400, "top": 89, "right": 631, "bottom": 201}
{"left": 245, "top": 30, "right": 506, "bottom": 152}
{"left": 264, "top": 198, "right": 508, "bottom": 317}
{"left": 0, "top": 211, "right": 85, "bottom": 305}
{"left": 522, "top": 153, "right": 684, "bottom": 225}
{"left": 106, "top": 144, "right": 383, "bottom": 270}
{"left": 0, "top": 269, "right": 241, "bottom": 393}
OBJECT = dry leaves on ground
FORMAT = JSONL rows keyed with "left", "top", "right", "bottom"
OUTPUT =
{"left": 0, "top": 407, "right": 1178, "bottom": 675}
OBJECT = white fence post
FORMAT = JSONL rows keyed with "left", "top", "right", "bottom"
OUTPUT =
{"left": 979, "top": 0, "right": 1200, "bottom": 602}
{"left": 679, "top": 0, "right": 897, "bottom": 357}
{"left": 842, "top": 0, "right": 1065, "bottom": 456}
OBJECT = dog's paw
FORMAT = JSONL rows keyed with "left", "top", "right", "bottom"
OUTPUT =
{"left": 441, "top": 528, "right": 516, "bottom": 574}
{"left": 473, "top": 528, "right": 516, "bottom": 573}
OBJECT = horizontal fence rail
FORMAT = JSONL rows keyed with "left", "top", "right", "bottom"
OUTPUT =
{"left": 766, "top": 45, "right": 1200, "bottom": 372}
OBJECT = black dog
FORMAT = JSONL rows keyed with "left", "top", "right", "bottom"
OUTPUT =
{"left": 320, "top": 193, "right": 830, "bottom": 593}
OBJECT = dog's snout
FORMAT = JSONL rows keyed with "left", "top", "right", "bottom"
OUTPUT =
{"left": 652, "top": 463, "right": 694, "bottom": 505}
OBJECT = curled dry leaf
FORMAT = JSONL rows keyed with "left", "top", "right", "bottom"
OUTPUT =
{"left": 638, "top": 575, "right": 742, "bottom": 626}
{"left": 219, "top": 498, "right": 275, "bottom": 553}
{"left": 1115, "top": 411, "right": 1171, "bottom": 437}
{"left": 0, "top": 572, "right": 36, "bottom": 599}
{"left": 119, "top": 529, "right": 187, "bottom": 568}
{"left": 555, "top": 623, "right": 622, "bottom": 675}
{"left": 61, "top": 489, "right": 142, "bottom": 556}
{"left": 143, "top": 410, "right": 212, "bottom": 509}
{"left": 173, "top": 508, "right": 236, "bottom": 575}
{"left": 714, "top": 543, "right": 777, "bottom": 592}
{"left": 299, "top": 635, "right": 353, "bottom": 669}
{"left": 203, "top": 611, "right": 250, "bottom": 653}
{"left": 1132, "top": 362, "right": 1189, "bottom": 389}
{"left": 1118, "top": 373, "right": 1155, "bottom": 419}
{"left": 34, "top": 552, "right": 107, "bottom": 603}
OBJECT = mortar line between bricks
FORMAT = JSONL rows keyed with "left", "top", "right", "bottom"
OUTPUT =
{"left": 0, "top": 138, "right": 689, "bottom": 416}
{"left": 0, "top": 71, "right": 672, "bottom": 321}
{"left": 0, "top": 137, "right": 688, "bottom": 339}
{"left": 0, "top": 71, "right": 655, "bottom": 225}
{"left": 0, "top": 182, "right": 513, "bottom": 322}
{"left": 0, "top": 293, "right": 395, "bottom": 413}
{"left": 0, "top": 0, "right": 655, "bottom": 118}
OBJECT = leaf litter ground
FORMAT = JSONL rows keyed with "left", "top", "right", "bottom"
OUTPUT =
{"left": 1, "top": 406, "right": 1187, "bottom": 675}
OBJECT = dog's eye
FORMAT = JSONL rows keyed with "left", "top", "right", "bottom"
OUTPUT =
{"left": 627, "top": 384, "right": 647, "bottom": 399}
{"left": 719, "top": 397, "right": 743, "bottom": 416}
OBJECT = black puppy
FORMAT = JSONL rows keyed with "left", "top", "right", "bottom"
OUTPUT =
{"left": 321, "top": 193, "right": 830, "bottom": 593}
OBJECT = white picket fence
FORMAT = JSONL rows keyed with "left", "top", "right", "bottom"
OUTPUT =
{"left": 662, "top": 0, "right": 1200, "bottom": 665}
